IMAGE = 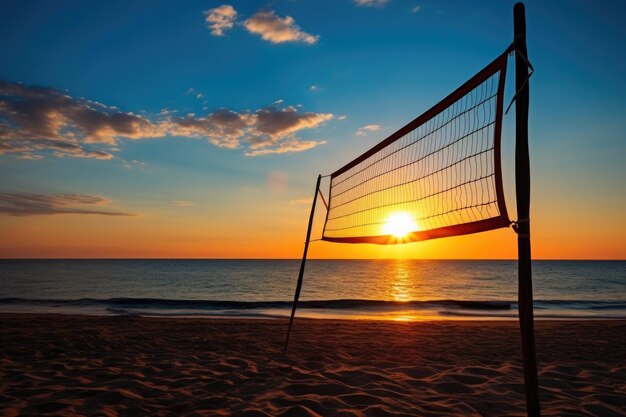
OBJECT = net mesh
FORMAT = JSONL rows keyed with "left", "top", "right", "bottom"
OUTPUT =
{"left": 322, "top": 53, "right": 511, "bottom": 244}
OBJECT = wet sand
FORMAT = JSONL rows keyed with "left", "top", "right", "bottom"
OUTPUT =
{"left": 0, "top": 314, "right": 624, "bottom": 416}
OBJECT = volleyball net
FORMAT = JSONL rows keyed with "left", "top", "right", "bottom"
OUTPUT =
{"left": 321, "top": 51, "right": 511, "bottom": 245}
{"left": 286, "top": 7, "right": 541, "bottom": 415}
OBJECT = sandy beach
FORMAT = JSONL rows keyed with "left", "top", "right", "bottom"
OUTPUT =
{"left": 0, "top": 314, "right": 624, "bottom": 416}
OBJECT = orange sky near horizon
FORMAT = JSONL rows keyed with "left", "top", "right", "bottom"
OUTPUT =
{"left": 1, "top": 189, "right": 624, "bottom": 259}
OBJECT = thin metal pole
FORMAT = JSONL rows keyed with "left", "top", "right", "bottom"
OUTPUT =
{"left": 283, "top": 174, "right": 322, "bottom": 354}
{"left": 514, "top": 3, "right": 541, "bottom": 416}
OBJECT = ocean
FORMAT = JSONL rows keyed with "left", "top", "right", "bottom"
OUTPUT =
{"left": 0, "top": 259, "right": 624, "bottom": 320}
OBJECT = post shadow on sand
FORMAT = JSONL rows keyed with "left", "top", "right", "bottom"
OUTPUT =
{"left": 284, "top": 3, "right": 541, "bottom": 417}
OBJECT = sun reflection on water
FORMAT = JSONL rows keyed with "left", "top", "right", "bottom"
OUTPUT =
{"left": 390, "top": 260, "right": 412, "bottom": 302}
{"left": 386, "top": 260, "right": 437, "bottom": 321}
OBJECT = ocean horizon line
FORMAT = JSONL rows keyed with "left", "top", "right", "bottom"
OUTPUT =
{"left": 1, "top": 258, "right": 625, "bottom": 261}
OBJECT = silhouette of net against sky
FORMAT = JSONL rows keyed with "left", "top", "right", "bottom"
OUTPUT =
{"left": 322, "top": 53, "right": 511, "bottom": 244}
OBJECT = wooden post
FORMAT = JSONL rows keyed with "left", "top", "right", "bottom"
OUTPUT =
{"left": 514, "top": 3, "right": 541, "bottom": 416}
{"left": 283, "top": 174, "right": 322, "bottom": 354}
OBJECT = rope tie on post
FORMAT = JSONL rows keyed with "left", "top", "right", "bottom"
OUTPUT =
{"left": 512, "top": 218, "right": 530, "bottom": 238}
{"left": 505, "top": 46, "right": 534, "bottom": 115}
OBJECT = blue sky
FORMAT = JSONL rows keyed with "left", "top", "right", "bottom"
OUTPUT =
{"left": 0, "top": 0, "right": 624, "bottom": 258}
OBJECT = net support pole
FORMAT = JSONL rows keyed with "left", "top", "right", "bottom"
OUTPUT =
{"left": 283, "top": 174, "right": 322, "bottom": 354}
{"left": 514, "top": 3, "right": 541, "bottom": 417}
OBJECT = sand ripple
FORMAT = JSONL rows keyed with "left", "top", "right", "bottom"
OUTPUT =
{"left": 0, "top": 315, "right": 624, "bottom": 416}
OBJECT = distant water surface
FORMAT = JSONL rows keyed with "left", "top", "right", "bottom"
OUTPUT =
{"left": 0, "top": 260, "right": 624, "bottom": 320}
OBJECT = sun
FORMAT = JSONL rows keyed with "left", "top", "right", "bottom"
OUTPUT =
{"left": 382, "top": 212, "right": 418, "bottom": 238}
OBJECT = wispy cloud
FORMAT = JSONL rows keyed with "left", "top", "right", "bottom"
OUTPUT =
{"left": 121, "top": 159, "right": 146, "bottom": 170}
{"left": 411, "top": 5, "right": 422, "bottom": 13}
{"left": 354, "top": 0, "right": 391, "bottom": 8}
{"left": 309, "top": 85, "right": 320, "bottom": 92}
{"left": 245, "top": 138, "right": 325, "bottom": 156}
{"left": 356, "top": 124, "right": 381, "bottom": 135}
{"left": 185, "top": 88, "right": 205, "bottom": 100}
{"left": 288, "top": 197, "right": 312, "bottom": 205}
{"left": 244, "top": 10, "right": 318, "bottom": 44}
{"left": 0, "top": 81, "right": 333, "bottom": 158}
{"left": 0, "top": 193, "right": 134, "bottom": 217}
{"left": 16, "top": 153, "right": 44, "bottom": 160}
{"left": 204, "top": 4, "right": 237, "bottom": 36}
{"left": 172, "top": 200, "right": 194, "bottom": 207}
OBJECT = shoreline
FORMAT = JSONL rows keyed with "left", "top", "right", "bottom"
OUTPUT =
{"left": 3, "top": 296, "right": 625, "bottom": 321}
{"left": 1, "top": 314, "right": 625, "bottom": 416}
{"left": 2, "top": 310, "right": 626, "bottom": 322}
{"left": 3, "top": 311, "right": 626, "bottom": 323}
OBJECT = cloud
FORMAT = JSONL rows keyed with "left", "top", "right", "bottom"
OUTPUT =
{"left": 204, "top": 4, "right": 237, "bottom": 36}
{"left": 0, "top": 192, "right": 134, "bottom": 216}
{"left": 1, "top": 81, "right": 332, "bottom": 159}
{"left": 121, "top": 159, "right": 146, "bottom": 169}
{"left": 244, "top": 10, "right": 318, "bottom": 44}
{"left": 411, "top": 5, "right": 422, "bottom": 13}
{"left": 16, "top": 153, "right": 44, "bottom": 160}
{"left": 354, "top": 0, "right": 391, "bottom": 7}
{"left": 309, "top": 85, "right": 320, "bottom": 92}
{"left": 172, "top": 200, "right": 194, "bottom": 207}
{"left": 356, "top": 124, "right": 381, "bottom": 135}
{"left": 288, "top": 197, "right": 313, "bottom": 205}
{"left": 254, "top": 106, "right": 332, "bottom": 138}
{"left": 0, "top": 81, "right": 166, "bottom": 159}
{"left": 170, "top": 109, "right": 252, "bottom": 149}
{"left": 185, "top": 88, "right": 205, "bottom": 99}
{"left": 245, "top": 138, "right": 325, "bottom": 156}
{"left": 171, "top": 105, "right": 332, "bottom": 155}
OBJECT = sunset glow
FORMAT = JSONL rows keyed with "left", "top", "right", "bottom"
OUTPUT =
{"left": 382, "top": 212, "right": 418, "bottom": 239}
